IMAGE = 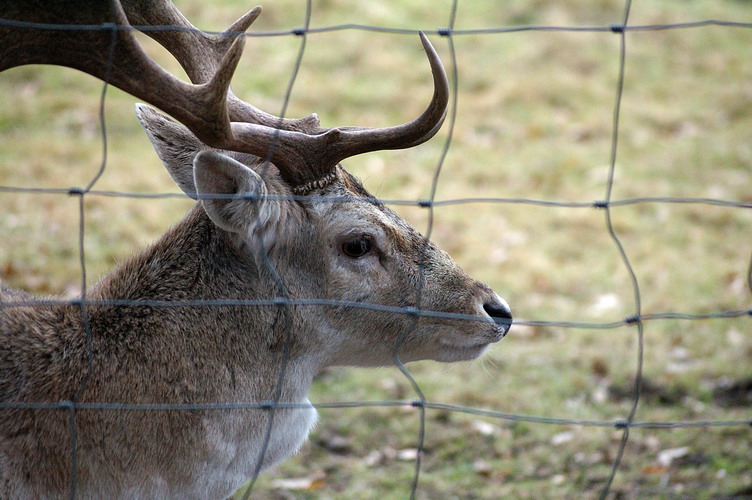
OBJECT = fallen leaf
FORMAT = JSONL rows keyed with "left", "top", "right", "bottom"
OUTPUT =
{"left": 363, "top": 450, "right": 385, "bottom": 467}
{"left": 657, "top": 447, "right": 690, "bottom": 467}
{"left": 271, "top": 474, "right": 326, "bottom": 491}
{"left": 471, "top": 420, "right": 499, "bottom": 436}
{"left": 473, "top": 459, "right": 492, "bottom": 477}
{"left": 641, "top": 465, "right": 668, "bottom": 475}
{"left": 550, "top": 431, "right": 574, "bottom": 446}
{"left": 397, "top": 448, "right": 419, "bottom": 461}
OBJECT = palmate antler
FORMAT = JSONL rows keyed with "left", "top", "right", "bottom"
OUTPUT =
{"left": 0, "top": 1, "right": 449, "bottom": 188}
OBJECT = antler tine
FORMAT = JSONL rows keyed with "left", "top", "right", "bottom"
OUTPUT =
{"left": 125, "top": 1, "right": 323, "bottom": 134}
{"left": 331, "top": 33, "right": 449, "bottom": 155}
{"left": 120, "top": 0, "right": 259, "bottom": 83}
{"left": 224, "top": 32, "right": 450, "bottom": 187}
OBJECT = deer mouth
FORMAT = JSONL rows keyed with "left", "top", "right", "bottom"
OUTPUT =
{"left": 441, "top": 336, "right": 500, "bottom": 351}
{"left": 434, "top": 341, "right": 495, "bottom": 362}
{"left": 436, "top": 323, "right": 507, "bottom": 360}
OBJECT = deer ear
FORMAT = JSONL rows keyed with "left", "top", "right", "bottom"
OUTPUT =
{"left": 135, "top": 103, "right": 202, "bottom": 199}
{"left": 193, "top": 151, "right": 270, "bottom": 234}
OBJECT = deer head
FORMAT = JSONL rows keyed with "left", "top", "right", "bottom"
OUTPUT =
{"left": 125, "top": 23, "right": 511, "bottom": 365}
{"left": 135, "top": 103, "right": 512, "bottom": 366}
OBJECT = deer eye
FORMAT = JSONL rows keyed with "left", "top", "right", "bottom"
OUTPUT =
{"left": 341, "top": 235, "right": 372, "bottom": 258}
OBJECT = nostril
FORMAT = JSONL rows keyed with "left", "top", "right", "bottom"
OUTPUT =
{"left": 483, "top": 301, "right": 512, "bottom": 330}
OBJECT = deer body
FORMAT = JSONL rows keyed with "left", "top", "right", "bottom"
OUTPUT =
{"left": 0, "top": 2, "right": 512, "bottom": 498}
{"left": 1, "top": 206, "right": 319, "bottom": 499}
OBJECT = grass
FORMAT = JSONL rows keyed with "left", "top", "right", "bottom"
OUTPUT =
{"left": 1, "top": 0, "right": 751, "bottom": 498}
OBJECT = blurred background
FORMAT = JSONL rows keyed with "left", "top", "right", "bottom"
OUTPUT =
{"left": 1, "top": 1, "right": 750, "bottom": 498}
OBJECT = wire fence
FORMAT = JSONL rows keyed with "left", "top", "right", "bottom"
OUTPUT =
{"left": 1, "top": 1, "right": 751, "bottom": 499}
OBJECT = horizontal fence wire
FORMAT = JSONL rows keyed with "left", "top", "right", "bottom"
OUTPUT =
{"left": 1, "top": 297, "right": 751, "bottom": 327}
{"left": 1, "top": 1, "right": 751, "bottom": 499}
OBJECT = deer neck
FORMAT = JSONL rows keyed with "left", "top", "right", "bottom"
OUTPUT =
{"left": 85, "top": 204, "right": 323, "bottom": 400}
{"left": 90, "top": 205, "right": 255, "bottom": 303}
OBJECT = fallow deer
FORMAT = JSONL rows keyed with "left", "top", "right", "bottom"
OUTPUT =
{"left": 0, "top": 1, "right": 512, "bottom": 498}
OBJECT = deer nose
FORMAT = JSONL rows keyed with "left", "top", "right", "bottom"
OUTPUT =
{"left": 483, "top": 297, "right": 512, "bottom": 335}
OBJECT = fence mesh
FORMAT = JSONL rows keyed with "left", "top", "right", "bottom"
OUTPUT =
{"left": 1, "top": 1, "right": 751, "bottom": 498}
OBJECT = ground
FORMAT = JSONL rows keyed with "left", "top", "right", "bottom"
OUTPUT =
{"left": 1, "top": 0, "right": 750, "bottom": 498}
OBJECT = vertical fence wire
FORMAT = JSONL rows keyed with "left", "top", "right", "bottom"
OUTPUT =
{"left": 240, "top": 2, "right": 314, "bottom": 497}
{"left": 390, "top": 3, "right": 464, "bottom": 497}
{"left": 1, "top": 1, "right": 751, "bottom": 499}
{"left": 598, "top": 3, "right": 640, "bottom": 498}
{"left": 66, "top": 21, "right": 119, "bottom": 500}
